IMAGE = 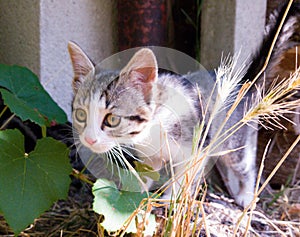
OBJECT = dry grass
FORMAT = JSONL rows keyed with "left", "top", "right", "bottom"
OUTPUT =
{"left": 0, "top": 181, "right": 296, "bottom": 236}
{"left": 129, "top": 1, "right": 300, "bottom": 235}
{"left": 1, "top": 1, "right": 300, "bottom": 236}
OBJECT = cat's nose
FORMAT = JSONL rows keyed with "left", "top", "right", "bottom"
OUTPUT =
{"left": 84, "top": 137, "right": 97, "bottom": 145}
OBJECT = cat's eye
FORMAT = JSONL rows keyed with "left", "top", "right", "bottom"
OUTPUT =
{"left": 104, "top": 113, "right": 121, "bottom": 128}
{"left": 75, "top": 109, "right": 87, "bottom": 123}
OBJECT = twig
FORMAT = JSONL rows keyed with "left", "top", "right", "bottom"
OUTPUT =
{"left": 258, "top": 134, "right": 300, "bottom": 197}
{"left": 0, "top": 105, "right": 8, "bottom": 118}
{"left": 0, "top": 113, "right": 15, "bottom": 130}
{"left": 242, "top": 140, "right": 271, "bottom": 236}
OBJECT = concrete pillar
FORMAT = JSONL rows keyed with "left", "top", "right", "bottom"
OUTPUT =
{"left": 201, "top": 0, "right": 267, "bottom": 70}
{"left": 0, "top": 0, "right": 117, "bottom": 120}
{"left": 0, "top": 0, "right": 40, "bottom": 74}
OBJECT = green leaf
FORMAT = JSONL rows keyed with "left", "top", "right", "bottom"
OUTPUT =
{"left": 134, "top": 161, "right": 160, "bottom": 182}
{"left": 0, "top": 129, "right": 72, "bottom": 234}
{"left": 0, "top": 64, "right": 67, "bottom": 126}
{"left": 93, "top": 179, "right": 156, "bottom": 235}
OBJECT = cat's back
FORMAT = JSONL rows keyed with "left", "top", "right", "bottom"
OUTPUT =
{"left": 156, "top": 73, "right": 202, "bottom": 117}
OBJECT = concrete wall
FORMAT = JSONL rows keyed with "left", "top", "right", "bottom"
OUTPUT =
{"left": 0, "top": 0, "right": 117, "bottom": 120}
{"left": 39, "top": 0, "right": 117, "bottom": 119}
{"left": 0, "top": 0, "right": 40, "bottom": 74}
{"left": 201, "top": 0, "right": 267, "bottom": 69}
{"left": 0, "top": 0, "right": 266, "bottom": 120}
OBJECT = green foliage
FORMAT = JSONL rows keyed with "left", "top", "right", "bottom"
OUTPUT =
{"left": 0, "top": 130, "right": 71, "bottom": 234}
{"left": 0, "top": 64, "right": 71, "bottom": 235}
{"left": 0, "top": 64, "right": 67, "bottom": 126}
{"left": 93, "top": 179, "right": 156, "bottom": 235}
{"left": 91, "top": 159, "right": 160, "bottom": 234}
{"left": 134, "top": 161, "right": 160, "bottom": 183}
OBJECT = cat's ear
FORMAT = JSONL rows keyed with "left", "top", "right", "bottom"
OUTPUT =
{"left": 121, "top": 48, "right": 158, "bottom": 84}
{"left": 68, "top": 41, "right": 95, "bottom": 93}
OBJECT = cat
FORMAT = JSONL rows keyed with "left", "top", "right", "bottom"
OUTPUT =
{"left": 68, "top": 1, "right": 300, "bottom": 208}
{"left": 69, "top": 44, "right": 204, "bottom": 199}
{"left": 68, "top": 43, "right": 253, "bottom": 206}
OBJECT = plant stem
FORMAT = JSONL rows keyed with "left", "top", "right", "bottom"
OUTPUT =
{"left": 258, "top": 134, "right": 300, "bottom": 197}
{"left": 0, "top": 113, "right": 15, "bottom": 130}
{"left": 0, "top": 105, "right": 8, "bottom": 118}
{"left": 41, "top": 125, "right": 47, "bottom": 138}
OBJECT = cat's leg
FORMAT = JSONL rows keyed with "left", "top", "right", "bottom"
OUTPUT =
{"left": 218, "top": 123, "right": 258, "bottom": 207}
{"left": 225, "top": 146, "right": 257, "bottom": 207}
{"left": 228, "top": 166, "right": 256, "bottom": 208}
{"left": 216, "top": 108, "right": 258, "bottom": 207}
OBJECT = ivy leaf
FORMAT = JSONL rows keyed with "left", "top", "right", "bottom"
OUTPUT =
{"left": 0, "top": 129, "right": 72, "bottom": 235}
{"left": 93, "top": 179, "right": 157, "bottom": 235}
{"left": 134, "top": 161, "right": 160, "bottom": 183}
{"left": 0, "top": 64, "right": 67, "bottom": 126}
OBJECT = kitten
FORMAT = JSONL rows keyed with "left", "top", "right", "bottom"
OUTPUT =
{"left": 68, "top": 1, "right": 300, "bottom": 208}
{"left": 69, "top": 44, "right": 203, "bottom": 198}
{"left": 68, "top": 42, "right": 252, "bottom": 206}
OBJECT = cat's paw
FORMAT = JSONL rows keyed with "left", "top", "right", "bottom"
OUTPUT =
{"left": 234, "top": 191, "right": 255, "bottom": 208}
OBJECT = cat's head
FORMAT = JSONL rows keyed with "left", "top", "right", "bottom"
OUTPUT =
{"left": 68, "top": 42, "right": 158, "bottom": 154}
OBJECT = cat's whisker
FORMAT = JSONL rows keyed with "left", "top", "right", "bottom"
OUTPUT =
{"left": 103, "top": 152, "right": 111, "bottom": 167}
{"left": 107, "top": 152, "right": 117, "bottom": 179}
{"left": 112, "top": 153, "right": 123, "bottom": 180}
{"left": 67, "top": 143, "right": 77, "bottom": 150}
{"left": 130, "top": 141, "right": 159, "bottom": 154}
{"left": 133, "top": 141, "right": 157, "bottom": 150}
{"left": 122, "top": 145, "right": 155, "bottom": 163}
{"left": 110, "top": 147, "right": 131, "bottom": 177}
{"left": 113, "top": 147, "right": 131, "bottom": 172}
{"left": 120, "top": 146, "right": 143, "bottom": 163}
{"left": 74, "top": 142, "right": 82, "bottom": 151}
{"left": 121, "top": 145, "right": 146, "bottom": 159}
{"left": 109, "top": 149, "right": 121, "bottom": 178}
